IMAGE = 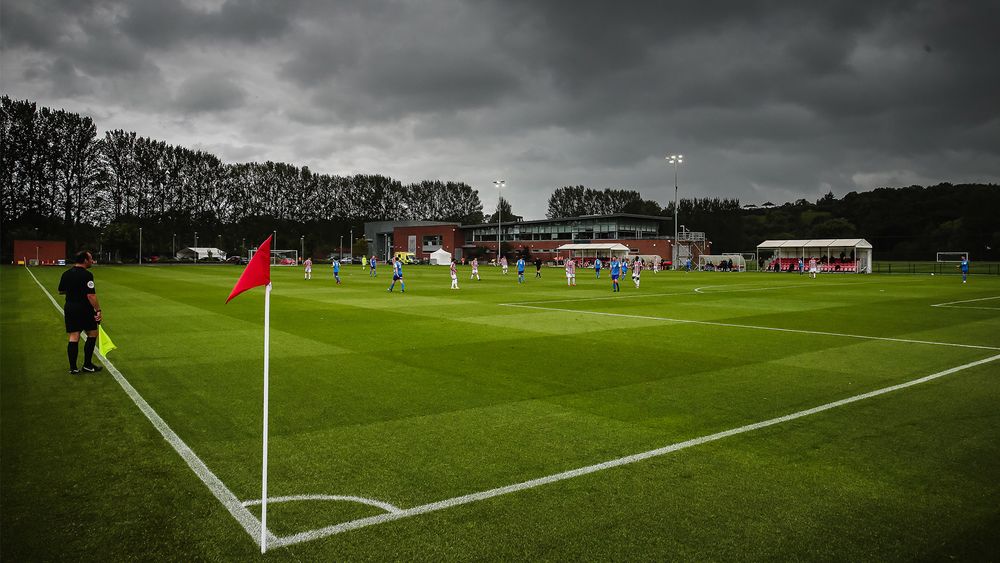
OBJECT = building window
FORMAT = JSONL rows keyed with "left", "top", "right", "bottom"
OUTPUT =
{"left": 423, "top": 235, "right": 443, "bottom": 251}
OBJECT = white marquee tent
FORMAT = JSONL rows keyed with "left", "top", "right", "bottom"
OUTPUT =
{"left": 756, "top": 238, "right": 872, "bottom": 273}
{"left": 175, "top": 247, "right": 227, "bottom": 261}
{"left": 429, "top": 248, "right": 452, "bottom": 265}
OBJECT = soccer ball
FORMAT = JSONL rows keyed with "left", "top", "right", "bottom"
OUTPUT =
{"left": 930, "top": 273, "right": 935, "bottom": 276}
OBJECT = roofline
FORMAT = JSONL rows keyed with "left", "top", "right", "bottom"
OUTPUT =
{"left": 462, "top": 212, "right": 671, "bottom": 229}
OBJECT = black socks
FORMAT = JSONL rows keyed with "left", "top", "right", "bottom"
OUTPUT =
{"left": 83, "top": 337, "right": 96, "bottom": 367}
{"left": 68, "top": 341, "right": 79, "bottom": 369}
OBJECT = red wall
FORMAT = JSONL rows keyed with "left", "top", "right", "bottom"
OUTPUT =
{"left": 12, "top": 240, "right": 67, "bottom": 265}
{"left": 392, "top": 225, "right": 463, "bottom": 259}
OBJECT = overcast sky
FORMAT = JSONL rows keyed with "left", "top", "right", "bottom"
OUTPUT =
{"left": 4, "top": 0, "right": 999, "bottom": 219}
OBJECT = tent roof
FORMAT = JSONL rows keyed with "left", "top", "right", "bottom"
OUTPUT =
{"left": 429, "top": 248, "right": 451, "bottom": 256}
{"left": 756, "top": 239, "right": 872, "bottom": 249}
{"left": 177, "top": 247, "right": 226, "bottom": 254}
{"left": 555, "top": 243, "right": 630, "bottom": 251}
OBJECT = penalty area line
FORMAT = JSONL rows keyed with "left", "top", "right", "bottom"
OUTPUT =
{"left": 931, "top": 295, "right": 1000, "bottom": 310}
{"left": 274, "top": 351, "right": 1000, "bottom": 548}
{"left": 24, "top": 266, "right": 272, "bottom": 549}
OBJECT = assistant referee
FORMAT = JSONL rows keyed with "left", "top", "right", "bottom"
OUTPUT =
{"left": 58, "top": 250, "right": 104, "bottom": 374}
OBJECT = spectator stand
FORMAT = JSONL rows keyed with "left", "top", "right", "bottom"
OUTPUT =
{"left": 756, "top": 239, "right": 873, "bottom": 274}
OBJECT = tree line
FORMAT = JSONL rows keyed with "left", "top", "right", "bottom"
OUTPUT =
{"left": 543, "top": 184, "right": 999, "bottom": 260}
{"left": 2, "top": 96, "right": 483, "bottom": 260}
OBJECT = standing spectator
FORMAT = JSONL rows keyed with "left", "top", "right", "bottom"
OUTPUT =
{"left": 58, "top": 250, "right": 103, "bottom": 374}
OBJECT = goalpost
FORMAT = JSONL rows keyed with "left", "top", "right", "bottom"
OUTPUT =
{"left": 249, "top": 248, "right": 299, "bottom": 266}
{"left": 936, "top": 251, "right": 969, "bottom": 262}
{"left": 698, "top": 254, "right": 746, "bottom": 271}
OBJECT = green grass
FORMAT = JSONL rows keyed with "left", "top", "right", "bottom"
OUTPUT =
{"left": 2, "top": 263, "right": 999, "bottom": 560}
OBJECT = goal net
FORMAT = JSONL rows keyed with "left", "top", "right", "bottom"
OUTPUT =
{"left": 936, "top": 251, "right": 969, "bottom": 263}
{"left": 249, "top": 248, "right": 299, "bottom": 266}
{"left": 698, "top": 254, "right": 746, "bottom": 271}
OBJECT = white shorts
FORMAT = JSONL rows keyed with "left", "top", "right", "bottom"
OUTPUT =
{"left": 809, "top": 266, "right": 817, "bottom": 273}
{"left": 450, "top": 273, "right": 457, "bottom": 280}
{"left": 566, "top": 272, "right": 575, "bottom": 279}
{"left": 304, "top": 268, "right": 312, "bottom": 273}
{"left": 472, "top": 268, "right": 478, "bottom": 274}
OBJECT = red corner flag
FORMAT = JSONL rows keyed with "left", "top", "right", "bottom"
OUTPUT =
{"left": 226, "top": 235, "right": 272, "bottom": 303}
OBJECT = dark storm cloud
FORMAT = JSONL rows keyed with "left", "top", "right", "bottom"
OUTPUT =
{"left": 174, "top": 74, "right": 247, "bottom": 113}
{"left": 119, "top": 0, "right": 299, "bottom": 48}
{"left": 3, "top": 0, "right": 998, "bottom": 216}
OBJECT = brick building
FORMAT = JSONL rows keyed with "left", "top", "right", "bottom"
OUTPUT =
{"left": 12, "top": 240, "right": 67, "bottom": 265}
{"left": 366, "top": 214, "right": 711, "bottom": 265}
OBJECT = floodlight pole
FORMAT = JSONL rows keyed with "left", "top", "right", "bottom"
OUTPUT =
{"left": 494, "top": 180, "right": 505, "bottom": 261}
{"left": 139, "top": 227, "right": 142, "bottom": 264}
{"left": 340, "top": 235, "right": 344, "bottom": 260}
{"left": 666, "top": 155, "right": 684, "bottom": 269}
{"left": 172, "top": 233, "right": 176, "bottom": 259}
{"left": 194, "top": 231, "right": 198, "bottom": 262}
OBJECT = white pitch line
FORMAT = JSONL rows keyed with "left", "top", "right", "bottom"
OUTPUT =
{"left": 25, "top": 267, "right": 272, "bottom": 549}
{"left": 274, "top": 351, "right": 1000, "bottom": 547}
{"left": 508, "top": 280, "right": 875, "bottom": 306}
{"left": 243, "top": 494, "right": 403, "bottom": 514}
{"left": 501, "top": 303, "right": 1000, "bottom": 351}
{"left": 931, "top": 295, "right": 1000, "bottom": 310}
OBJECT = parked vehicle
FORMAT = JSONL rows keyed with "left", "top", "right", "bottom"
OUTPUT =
{"left": 393, "top": 252, "right": 418, "bottom": 264}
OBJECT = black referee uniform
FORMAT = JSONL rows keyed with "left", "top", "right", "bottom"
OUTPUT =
{"left": 58, "top": 262, "right": 102, "bottom": 373}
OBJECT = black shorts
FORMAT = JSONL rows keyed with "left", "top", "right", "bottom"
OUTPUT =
{"left": 65, "top": 304, "right": 97, "bottom": 333}
{"left": 393, "top": 274, "right": 402, "bottom": 281}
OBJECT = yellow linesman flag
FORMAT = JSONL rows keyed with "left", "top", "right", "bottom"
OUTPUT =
{"left": 99, "top": 325, "right": 117, "bottom": 356}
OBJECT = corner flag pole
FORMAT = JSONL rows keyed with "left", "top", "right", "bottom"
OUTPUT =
{"left": 260, "top": 282, "right": 271, "bottom": 553}
{"left": 224, "top": 234, "right": 274, "bottom": 553}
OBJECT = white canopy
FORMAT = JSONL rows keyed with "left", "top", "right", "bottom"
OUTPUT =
{"left": 755, "top": 239, "right": 873, "bottom": 273}
{"left": 429, "top": 248, "right": 452, "bottom": 265}
{"left": 556, "top": 243, "right": 630, "bottom": 251}
{"left": 757, "top": 238, "right": 872, "bottom": 249}
{"left": 176, "top": 247, "right": 227, "bottom": 260}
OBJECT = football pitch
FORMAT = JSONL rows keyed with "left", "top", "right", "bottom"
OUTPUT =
{"left": 2, "top": 263, "right": 999, "bottom": 560}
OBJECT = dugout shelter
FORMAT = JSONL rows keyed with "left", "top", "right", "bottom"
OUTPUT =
{"left": 756, "top": 239, "right": 872, "bottom": 273}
